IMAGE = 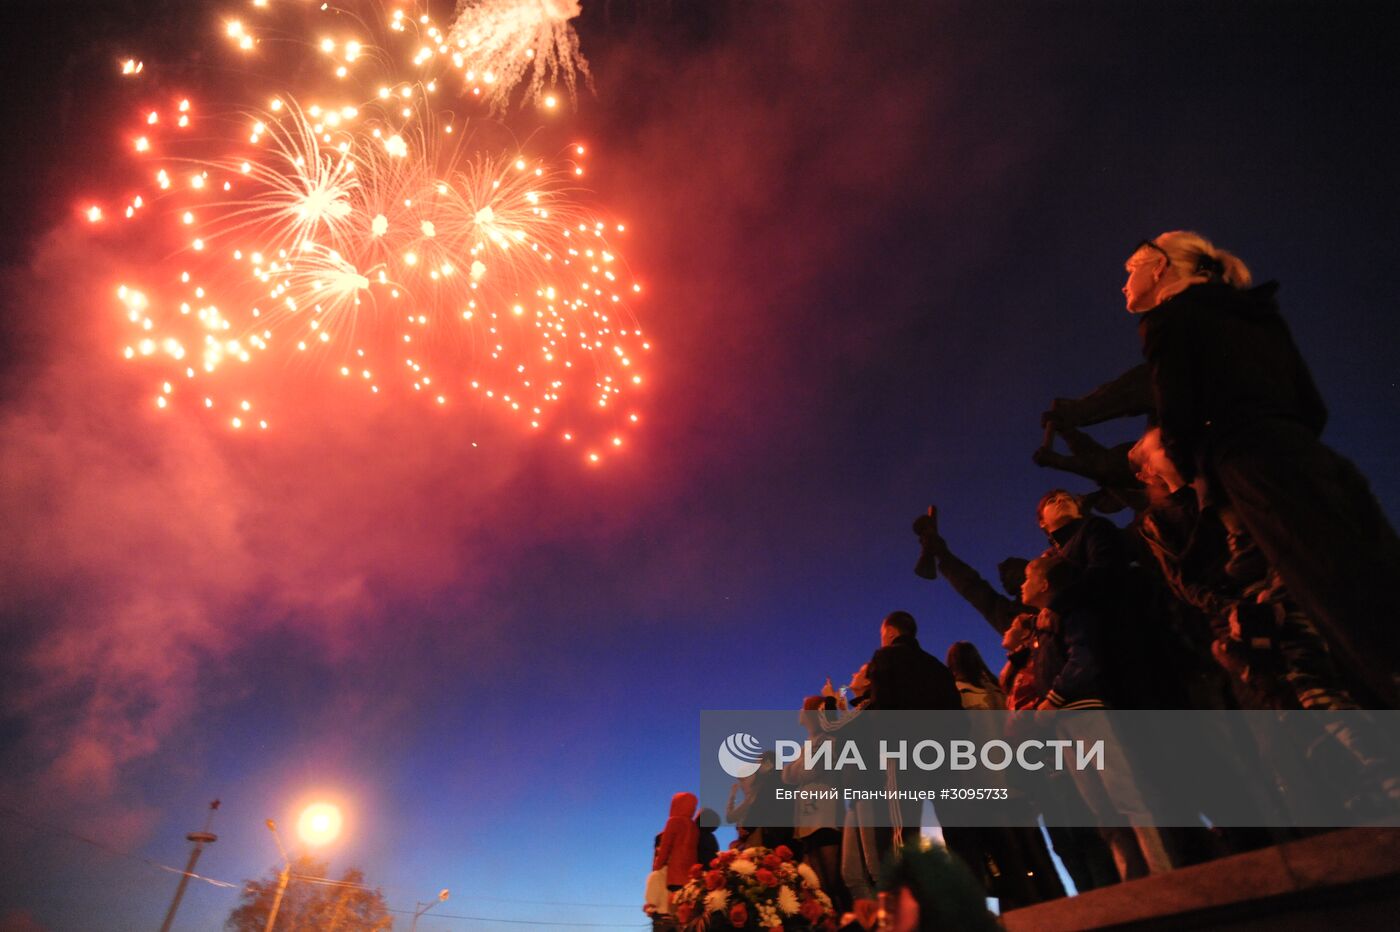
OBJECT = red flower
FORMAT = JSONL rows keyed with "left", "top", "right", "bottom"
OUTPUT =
{"left": 689, "top": 863, "right": 704, "bottom": 881}
{"left": 774, "top": 845, "right": 794, "bottom": 862}
{"left": 728, "top": 902, "right": 748, "bottom": 926}
{"left": 800, "top": 897, "right": 824, "bottom": 921}
{"left": 755, "top": 868, "right": 779, "bottom": 888}
{"left": 761, "top": 853, "right": 781, "bottom": 871}
{"left": 675, "top": 903, "right": 693, "bottom": 923}
{"left": 704, "top": 869, "right": 724, "bottom": 891}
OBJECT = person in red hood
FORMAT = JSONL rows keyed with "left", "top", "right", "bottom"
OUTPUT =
{"left": 652, "top": 791, "right": 699, "bottom": 890}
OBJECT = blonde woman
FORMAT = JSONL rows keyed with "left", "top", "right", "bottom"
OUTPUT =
{"left": 1123, "top": 231, "right": 1400, "bottom": 708}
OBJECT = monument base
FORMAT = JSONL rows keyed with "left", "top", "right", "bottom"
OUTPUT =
{"left": 1001, "top": 827, "right": 1400, "bottom": 931}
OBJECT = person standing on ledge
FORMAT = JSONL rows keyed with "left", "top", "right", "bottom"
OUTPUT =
{"left": 1123, "top": 231, "right": 1400, "bottom": 708}
{"left": 865, "top": 611, "right": 962, "bottom": 713}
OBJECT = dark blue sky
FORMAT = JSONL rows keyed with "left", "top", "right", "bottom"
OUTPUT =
{"left": 2, "top": 1, "right": 1399, "bottom": 929}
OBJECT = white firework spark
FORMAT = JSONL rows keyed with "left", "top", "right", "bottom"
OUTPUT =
{"left": 446, "top": 0, "right": 591, "bottom": 112}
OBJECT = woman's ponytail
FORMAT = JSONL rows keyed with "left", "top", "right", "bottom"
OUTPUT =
{"left": 1155, "top": 230, "right": 1253, "bottom": 291}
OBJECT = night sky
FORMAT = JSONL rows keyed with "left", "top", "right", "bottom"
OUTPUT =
{"left": 3, "top": 1, "right": 1399, "bottom": 929}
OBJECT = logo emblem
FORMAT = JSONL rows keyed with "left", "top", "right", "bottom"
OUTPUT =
{"left": 717, "top": 732, "right": 764, "bottom": 779}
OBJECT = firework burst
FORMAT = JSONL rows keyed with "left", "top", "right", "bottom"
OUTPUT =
{"left": 95, "top": 1, "right": 645, "bottom": 463}
{"left": 445, "top": 0, "right": 591, "bottom": 113}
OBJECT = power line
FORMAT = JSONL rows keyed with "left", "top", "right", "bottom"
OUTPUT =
{"left": 293, "top": 872, "right": 634, "bottom": 909}
{"left": 289, "top": 879, "right": 646, "bottom": 928}
{"left": 1, "top": 804, "right": 643, "bottom": 924}
{"left": 384, "top": 907, "right": 648, "bottom": 928}
{"left": 291, "top": 873, "right": 375, "bottom": 889}
{"left": 469, "top": 895, "right": 635, "bottom": 910}
{"left": 0, "top": 802, "right": 238, "bottom": 889}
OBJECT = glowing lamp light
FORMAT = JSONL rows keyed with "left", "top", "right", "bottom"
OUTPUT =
{"left": 297, "top": 802, "right": 343, "bottom": 846}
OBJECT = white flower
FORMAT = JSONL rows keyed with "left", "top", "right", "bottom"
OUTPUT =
{"left": 730, "top": 859, "right": 756, "bottom": 876}
{"left": 777, "top": 884, "right": 800, "bottom": 915}
{"left": 797, "top": 862, "right": 821, "bottom": 889}
{"left": 704, "top": 889, "right": 730, "bottom": 914}
{"left": 742, "top": 847, "right": 761, "bottom": 858}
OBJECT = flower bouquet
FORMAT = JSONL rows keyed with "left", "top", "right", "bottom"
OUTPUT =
{"left": 671, "top": 845, "right": 837, "bottom": 931}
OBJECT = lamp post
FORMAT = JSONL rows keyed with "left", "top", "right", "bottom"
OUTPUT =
{"left": 410, "top": 889, "right": 449, "bottom": 931}
{"left": 262, "top": 819, "right": 292, "bottom": 932}
{"left": 263, "top": 802, "right": 343, "bottom": 931}
{"left": 157, "top": 800, "right": 220, "bottom": 932}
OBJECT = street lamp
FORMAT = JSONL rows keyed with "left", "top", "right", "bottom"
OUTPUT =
{"left": 262, "top": 819, "right": 292, "bottom": 932}
{"left": 264, "top": 803, "right": 343, "bottom": 932}
{"left": 410, "top": 889, "right": 449, "bottom": 931}
{"left": 297, "top": 802, "right": 342, "bottom": 847}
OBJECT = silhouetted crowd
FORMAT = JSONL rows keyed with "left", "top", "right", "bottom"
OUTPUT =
{"left": 646, "top": 232, "right": 1400, "bottom": 930}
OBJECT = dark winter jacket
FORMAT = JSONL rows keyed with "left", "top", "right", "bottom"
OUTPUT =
{"left": 1138, "top": 282, "right": 1327, "bottom": 482}
{"left": 1047, "top": 362, "right": 1155, "bottom": 428}
{"left": 740, "top": 766, "right": 791, "bottom": 832}
{"left": 1050, "top": 515, "right": 1187, "bottom": 708}
{"left": 1029, "top": 604, "right": 1108, "bottom": 709}
{"left": 1136, "top": 487, "right": 1235, "bottom": 623}
{"left": 866, "top": 635, "right": 963, "bottom": 711}
{"left": 695, "top": 809, "right": 720, "bottom": 868}
{"left": 1046, "top": 516, "right": 1129, "bottom": 615}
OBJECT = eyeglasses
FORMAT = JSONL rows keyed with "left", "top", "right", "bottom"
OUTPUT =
{"left": 1130, "top": 239, "right": 1171, "bottom": 266}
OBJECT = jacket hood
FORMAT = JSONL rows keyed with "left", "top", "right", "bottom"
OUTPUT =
{"left": 1227, "top": 281, "right": 1280, "bottom": 320}
{"left": 1176, "top": 281, "right": 1280, "bottom": 320}
{"left": 669, "top": 791, "right": 698, "bottom": 819}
